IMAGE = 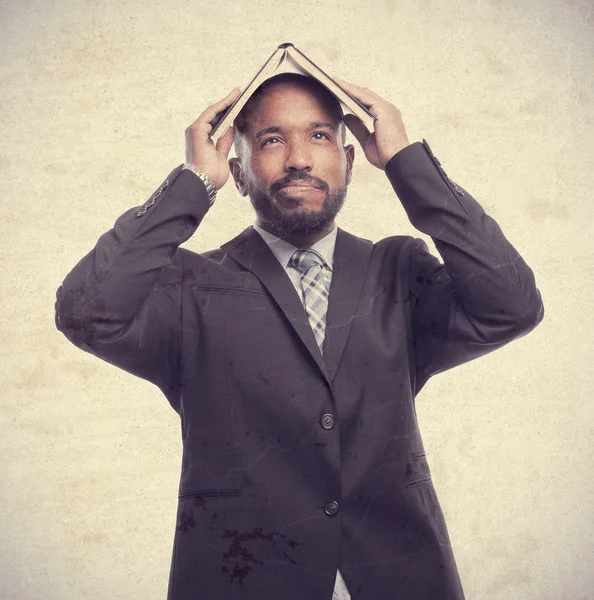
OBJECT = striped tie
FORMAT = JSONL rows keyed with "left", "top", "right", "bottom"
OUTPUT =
{"left": 289, "top": 249, "right": 330, "bottom": 355}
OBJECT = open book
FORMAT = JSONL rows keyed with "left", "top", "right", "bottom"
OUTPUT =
{"left": 209, "top": 42, "right": 378, "bottom": 140}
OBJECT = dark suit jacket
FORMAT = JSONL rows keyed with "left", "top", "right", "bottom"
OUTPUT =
{"left": 55, "top": 139, "right": 544, "bottom": 600}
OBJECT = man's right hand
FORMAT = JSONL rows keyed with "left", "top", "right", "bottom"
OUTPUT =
{"left": 185, "top": 87, "right": 241, "bottom": 190}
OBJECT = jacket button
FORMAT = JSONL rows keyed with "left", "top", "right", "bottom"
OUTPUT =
{"left": 452, "top": 182, "right": 465, "bottom": 196}
{"left": 324, "top": 501, "right": 339, "bottom": 516}
{"left": 320, "top": 413, "right": 335, "bottom": 429}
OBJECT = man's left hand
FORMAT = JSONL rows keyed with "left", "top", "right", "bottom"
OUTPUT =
{"left": 333, "top": 75, "right": 410, "bottom": 170}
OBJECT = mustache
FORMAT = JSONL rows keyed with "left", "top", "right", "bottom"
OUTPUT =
{"left": 272, "top": 174, "right": 328, "bottom": 192}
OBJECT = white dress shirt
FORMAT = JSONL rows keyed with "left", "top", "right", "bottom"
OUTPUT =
{"left": 251, "top": 222, "right": 351, "bottom": 600}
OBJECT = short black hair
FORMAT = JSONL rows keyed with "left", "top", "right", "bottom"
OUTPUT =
{"left": 233, "top": 72, "right": 346, "bottom": 158}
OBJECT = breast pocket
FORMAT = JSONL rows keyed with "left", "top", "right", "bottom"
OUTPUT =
{"left": 189, "top": 283, "right": 294, "bottom": 370}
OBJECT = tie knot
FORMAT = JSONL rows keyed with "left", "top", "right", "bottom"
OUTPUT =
{"left": 289, "top": 249, "right": 325, "bottom": 274}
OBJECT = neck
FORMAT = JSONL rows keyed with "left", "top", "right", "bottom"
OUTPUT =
{"left": 256, "top": 220, "right": 335, "bottom": 249}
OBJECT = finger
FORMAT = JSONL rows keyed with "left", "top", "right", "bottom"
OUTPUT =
{"left": 333, "top": 75, "right": 382, "bottom": 108}
{"left": 195, "top": 87, "right": 241, "bottom": 126}
{"left": 215, "top": 125, "right": 235, "bottom": 158}
{"left": 343, "top": 113, "right": 370, "bottom": 145}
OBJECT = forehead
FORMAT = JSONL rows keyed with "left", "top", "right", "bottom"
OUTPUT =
{"left": 246, "top": 83, "right": 339, "bottom": 131}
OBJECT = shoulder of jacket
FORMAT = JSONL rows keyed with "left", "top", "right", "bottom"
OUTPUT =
{"left": 200, "top": 247, "right": 227, "bottom": 262}
{"left": 373, "top": 234, "right": 417, "bottom": 253}
{"left": 154, "top": 247, "right": 204, "bottom": 288}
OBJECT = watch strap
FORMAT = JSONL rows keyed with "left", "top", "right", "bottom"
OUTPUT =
{"left": 182, "top": 162, "right": 217, "bottom": 206}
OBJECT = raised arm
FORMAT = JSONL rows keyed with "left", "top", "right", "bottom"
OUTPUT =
{"left": 54, "top": 87, "right": 241, "bottom": 411}
{"left": 385, "top": 141, "right": 543, "bottom": 387}
{"left": 333, "top": 75, "right": 543, "bottom": 390}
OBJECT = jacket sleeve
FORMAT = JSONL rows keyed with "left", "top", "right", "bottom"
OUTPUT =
{"left": 384, "top": 140, "right": 544, "bottom": 389}
{"left": 54, "top": 165, "right": 212, "bottom": 412}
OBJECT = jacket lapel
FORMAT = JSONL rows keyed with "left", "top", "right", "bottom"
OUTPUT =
{"left": 221, "top": 227, "right": 331, "bottom": 384}
{"left": 323, "top": 228, "right": 374, "bottom": 381}
{"left": 220, "top": 226, "right": 374, "bottom": 386}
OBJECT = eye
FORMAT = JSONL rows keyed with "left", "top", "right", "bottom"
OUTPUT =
{"left": 261, "top": 132, "right": 330, "bottom": 147}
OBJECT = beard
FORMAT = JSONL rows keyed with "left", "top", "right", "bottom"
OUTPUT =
{"left": 246, "top": 177, "right": 348, "bottom": 236}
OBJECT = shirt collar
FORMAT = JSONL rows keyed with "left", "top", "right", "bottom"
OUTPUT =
{"left": 252, "top": 222, "right": 337, "bottom": 271}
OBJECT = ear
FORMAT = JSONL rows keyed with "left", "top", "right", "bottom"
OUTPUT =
{"left": 228, "top": 157, "right": 248, "bottom": 197}
{"left": 344, "top": 144, "right": 355, "bottom": 185}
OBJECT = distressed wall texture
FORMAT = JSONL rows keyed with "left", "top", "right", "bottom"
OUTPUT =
{"left": 1, "top": 0, "right": 593, "bottom": 598}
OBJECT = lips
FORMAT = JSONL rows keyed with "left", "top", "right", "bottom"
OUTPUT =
{"left": 280, "top": 180, "right": 319, "bottom": 188}
{"left": 279, "top": 186, "right": 320, "bottom": 198}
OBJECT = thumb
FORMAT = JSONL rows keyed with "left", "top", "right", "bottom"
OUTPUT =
{"left": 343, "top": 114, "right": 370, "bottom": 145}
{"left": 215, "top": 125, "right": 235, "bottom": 158}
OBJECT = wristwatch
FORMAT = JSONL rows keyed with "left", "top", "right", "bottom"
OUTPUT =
{"left": 182, "top": 162, "right": 217, "bottom": 205}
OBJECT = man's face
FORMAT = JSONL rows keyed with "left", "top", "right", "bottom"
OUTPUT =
{"left": 229, "top": 82, "right": 355, "bottom": 236}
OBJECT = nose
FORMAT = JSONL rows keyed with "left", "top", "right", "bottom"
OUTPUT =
{"left": 284, "top": 138, "right": 313, "bottom": 172}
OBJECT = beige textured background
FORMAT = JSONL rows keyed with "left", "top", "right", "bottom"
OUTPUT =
{"left": 1, "top": 0, "right": 593, "bottom": 598}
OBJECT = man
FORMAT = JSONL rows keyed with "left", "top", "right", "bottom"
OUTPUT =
{"left": 55, "top": 71, "right": 544, "bottom": 600}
